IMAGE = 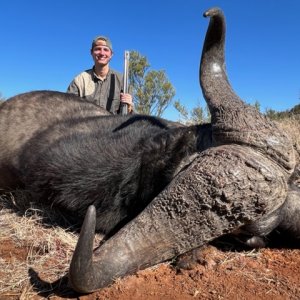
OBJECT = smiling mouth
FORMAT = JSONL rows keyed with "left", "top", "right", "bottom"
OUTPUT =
{"left": 96, "top": 56, "right": 108, "bottom": 63}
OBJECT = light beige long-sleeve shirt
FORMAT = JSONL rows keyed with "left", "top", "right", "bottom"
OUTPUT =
{"left": 67, "top": 68, "right": 123, "bottom": 114}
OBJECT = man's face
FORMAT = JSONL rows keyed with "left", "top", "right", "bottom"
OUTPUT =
{"left": 91, "top": 40, "right": 112, "bottom": 66}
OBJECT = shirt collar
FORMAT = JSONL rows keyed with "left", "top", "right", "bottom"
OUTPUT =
{"left": 92, "top": 67, "right": 111, "bottom": 82}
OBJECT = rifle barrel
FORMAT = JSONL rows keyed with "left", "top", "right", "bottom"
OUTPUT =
{"left": 120, "top": 50, "right": 130, "bottom": 115}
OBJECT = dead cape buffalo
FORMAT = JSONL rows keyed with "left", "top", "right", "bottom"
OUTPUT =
{"left": 0, "top": 7, "right": 299, "bottom": 294}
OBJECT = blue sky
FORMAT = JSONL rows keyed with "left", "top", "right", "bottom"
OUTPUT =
{"left": 1, "top": 0, "right": 299, "bottom": 120}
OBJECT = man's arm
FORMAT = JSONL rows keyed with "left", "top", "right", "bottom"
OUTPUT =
{"left": 67, "top": 80, "right": 80, "bottom": 96}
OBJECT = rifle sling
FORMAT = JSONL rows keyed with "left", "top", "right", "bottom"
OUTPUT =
{"left": 106, "top": 74, "right": 115, "bottom": 112}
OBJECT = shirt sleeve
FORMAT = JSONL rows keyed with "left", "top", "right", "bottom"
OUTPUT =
{"left": 66, "top": 79, "right": 80, "bottom": 96}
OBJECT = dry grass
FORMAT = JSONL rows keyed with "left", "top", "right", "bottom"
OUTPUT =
{"left": 0, "top": 192, "right": 83, "bottom": 298}
{"left": 0, "top": 117, "right": 299, "bottom": 299}
{"left": 277, "top": 116, "right": 300, "bottom": 187}
{"left": 276, "top": 116, "right": 300, "bottom": 157}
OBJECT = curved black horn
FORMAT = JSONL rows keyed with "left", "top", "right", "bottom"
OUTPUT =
{"left": 68, "top": 7, "right": 295, "bottom": 294}
{"left": 69, "top": 145, "right": 288, "bottom": 293}
{"left": 200, "top": 7, "right": 295, "bottom": 172}
{"left": 68, "top": 205, "right": 97, "bottom": 292}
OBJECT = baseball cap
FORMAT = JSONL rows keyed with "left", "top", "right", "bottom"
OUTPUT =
{"left": 91, "top": 36, "right": 113, "bottom": 51}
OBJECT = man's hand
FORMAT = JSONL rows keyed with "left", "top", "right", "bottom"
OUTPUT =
{"left": 120, "top": 93, "right": 134, "bottom": 113}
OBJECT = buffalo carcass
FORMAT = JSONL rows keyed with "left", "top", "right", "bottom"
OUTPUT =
{"left": 0, "top": 7, "right": 299, "bottom": 294}
{"left": 0, "top": 90, "right": 211, "bottom": 233}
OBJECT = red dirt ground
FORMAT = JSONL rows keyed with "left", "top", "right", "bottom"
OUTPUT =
{"left": 1, "top": 235, "right": 299, "bottom": 300}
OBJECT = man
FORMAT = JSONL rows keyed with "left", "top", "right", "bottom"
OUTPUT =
{"left": 67, "top": 36, "right": 133, "bottom": 114}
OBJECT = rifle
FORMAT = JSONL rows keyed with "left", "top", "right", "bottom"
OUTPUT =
{"left": 120, "top": 50, "right": 130, "bottom": 115}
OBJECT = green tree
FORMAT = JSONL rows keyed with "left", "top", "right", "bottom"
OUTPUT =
{"left": 265, "top": 103, "right": 300, "bottom": 121}
{"left": 253, "top": 100, "right": 260, "bottom": 112}
{"left": 173, "top": 100, "right": 189, "bottom": 121}
{"left": 0, "top": 92, "right": 5, "bottom": 104}
{"left": 291, "top": 104, "right": 300, "bottom": 115}
{"left": 174, "top": 99, "right": 210, "bottom": 124}
{"left": 129, "top": 51, "right": 175, "bottom": 117}
{"left": 265, "top": 108, "right": 280, "bottom": 120}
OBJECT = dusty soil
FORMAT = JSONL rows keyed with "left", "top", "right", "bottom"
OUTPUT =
{"left": 0, "top": 232, "right": 299, "bottom": 300}
{"left": 0, "top": 118, "right": 299, "bottom": 300}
